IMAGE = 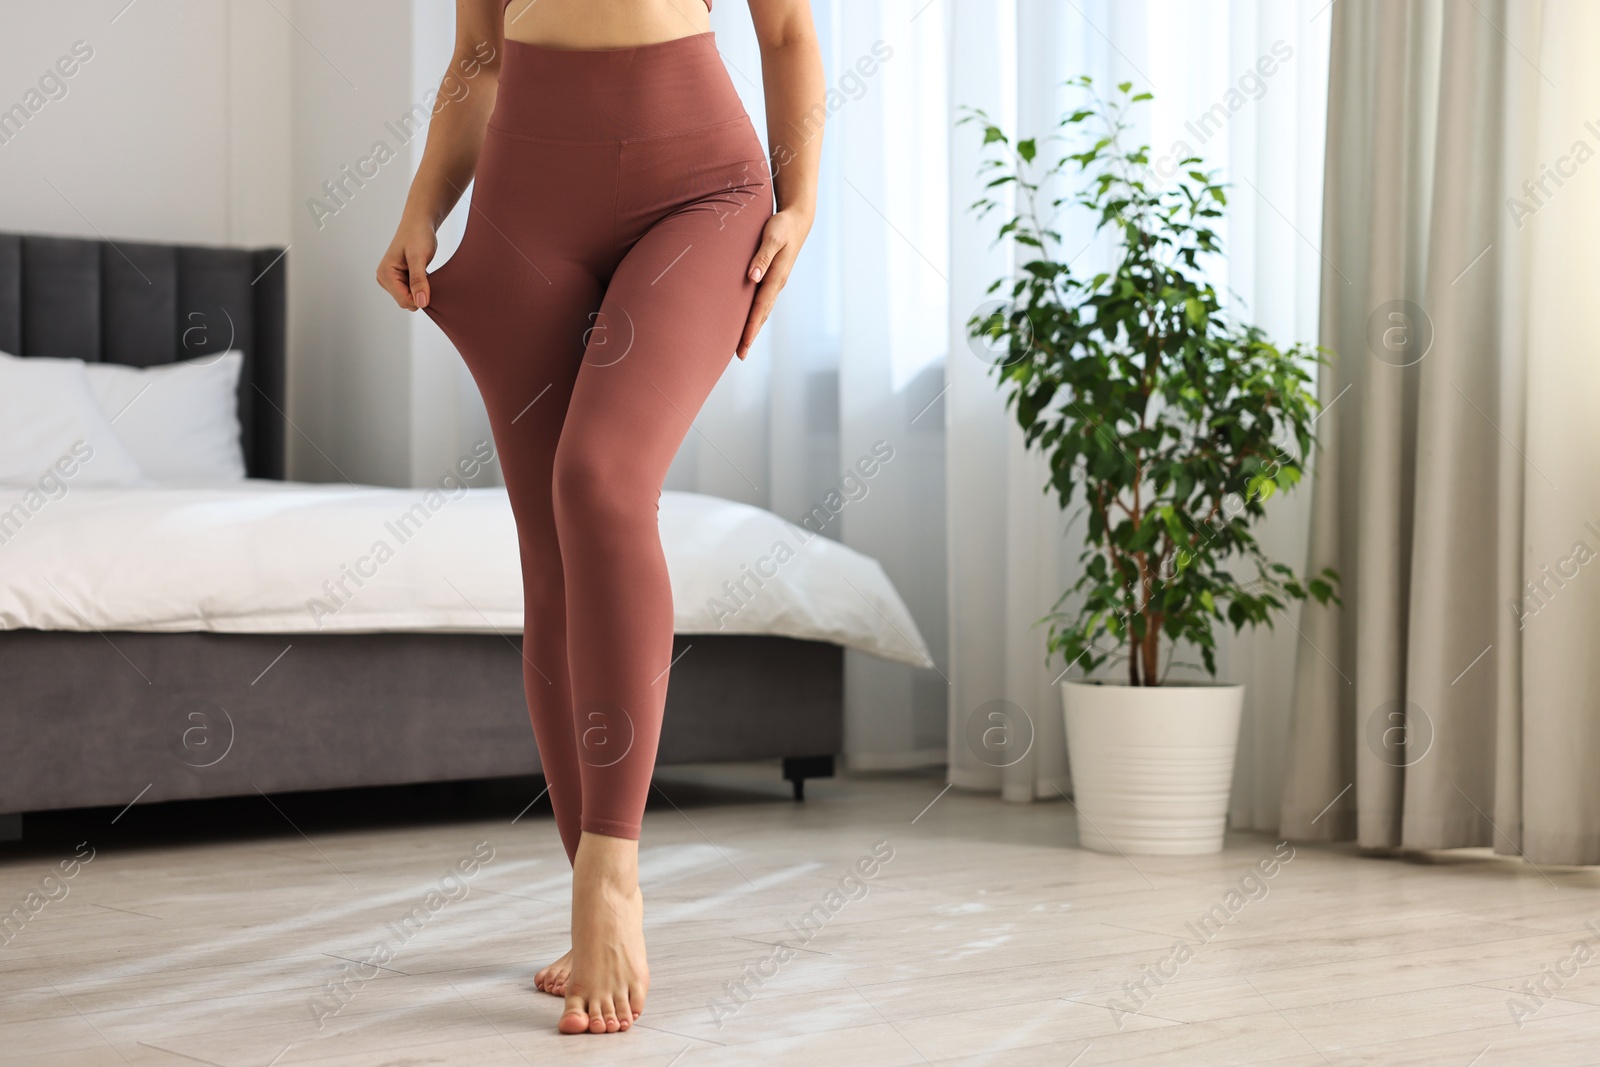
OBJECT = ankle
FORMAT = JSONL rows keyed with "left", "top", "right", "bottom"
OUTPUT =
{"left": 573, "top": 831, "right": 640, "bottom": 888}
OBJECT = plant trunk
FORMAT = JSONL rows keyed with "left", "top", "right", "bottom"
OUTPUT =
{"left": 1142, "top": 627, "right": 1160, "bottom": 687}
{"left": 1128, "top": 623, "right": 1141, "bottom": 687}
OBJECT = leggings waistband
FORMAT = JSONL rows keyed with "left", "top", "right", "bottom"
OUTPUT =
{"left": 491, "top": 33, "right": 749, "bottom": 143}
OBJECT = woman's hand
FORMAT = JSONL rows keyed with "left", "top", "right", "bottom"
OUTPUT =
{"left": 377, "top": 220, "right": 439, "bottom": 311}
{"left": 737, "top": 207, "right": 812, "bottom": 360}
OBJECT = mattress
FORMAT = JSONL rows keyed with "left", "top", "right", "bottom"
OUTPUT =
{"left": 0, "top": 482, "right": 933, "bottom": 668}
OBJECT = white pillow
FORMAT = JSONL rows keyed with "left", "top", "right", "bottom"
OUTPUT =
{"left": 84, "top": 351, "right": 248, "bottom": 483}
{"left": 0, "top": 351, "right": 145, "bottom": 486}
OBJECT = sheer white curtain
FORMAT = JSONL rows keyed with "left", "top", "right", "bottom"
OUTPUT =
{"left": 415, "top": 1, "right": 1330, "bottom": 786}
{"left": 946, "top": 0, "right": 1331, "bottom": 817}
{"left": 679, "top": 0, "right": 952, "bottom": 768}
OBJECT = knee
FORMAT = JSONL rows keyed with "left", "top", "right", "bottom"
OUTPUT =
{"left": 551, "top": 439, "right": 650, "bottom": 534}
{"left": 518, "top": 551, "right": 565, "bottom": 612}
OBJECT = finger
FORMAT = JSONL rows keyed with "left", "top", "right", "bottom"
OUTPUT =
{"left": 739, "top": 239, "right": 798, "bottom": 357}
{"left": 748, "top": 290, "right": 777, "bottom": 341}
{"left": 736, "top": 290, "right": 763, "bottom": 360}
{"left": 736, "top": 308, "right": 761, "bottom": 360}
{"left": 747, "top": 230, "right": 785, "bottom": 283}
{"left": 377, "top": 261, "right": 417, "bottom": 311}
{"left": 405, "top": 247, "right": 431, "bottom": 310}
{"left": 761, "top": 261, "right": 793, "bottom": 298}
{"left": 736, "top": 315, "right": 756, "bottom": 359}
{"left": 737, "top": 293, "right": 774, "bottom": 359}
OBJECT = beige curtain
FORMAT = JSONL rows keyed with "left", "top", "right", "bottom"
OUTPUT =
{"left": 1281, "top": 0, "right": 1600, "bottom": 865}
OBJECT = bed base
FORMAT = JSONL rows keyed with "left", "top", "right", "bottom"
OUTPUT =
{"left": 0, "top": 631, "right": 841, "bottom": 825}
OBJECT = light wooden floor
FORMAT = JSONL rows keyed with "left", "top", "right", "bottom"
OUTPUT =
{"left": 4, "top": 763, "right": 1600, "bottom": 1066}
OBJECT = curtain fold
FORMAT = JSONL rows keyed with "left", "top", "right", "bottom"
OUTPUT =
{"left": 1515, "top": 0, "right": 1600, "bottom": 865}
{"left": 1282, "top": 0, "right": 1600, "bottom": 865}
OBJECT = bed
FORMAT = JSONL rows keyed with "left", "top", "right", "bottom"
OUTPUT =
{"left": 0, "top": 232, "right": 932, "bottom": 833}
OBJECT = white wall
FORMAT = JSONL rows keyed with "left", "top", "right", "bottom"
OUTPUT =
{"left": 0, "top": 0, "right": 487, "bottom": 489}
{"left": 284, "top": 1, "right": 415, "bottom": 486}
{"left": 407, "top": 0, "right": 498, "bottom": 488}
{"left": 0, "top": 0, "right": 290, "bottom": 247}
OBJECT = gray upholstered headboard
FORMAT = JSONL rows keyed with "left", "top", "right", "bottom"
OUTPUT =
{"left": 0, "top": 232, "right": 287, "bottom": 480}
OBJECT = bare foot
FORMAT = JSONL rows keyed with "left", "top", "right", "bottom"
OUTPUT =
{"left": 558, "top": 831, "right": 649, "bottom": 1035}
{"left": 535, "top": 948, "right": 572, "bottom": 996}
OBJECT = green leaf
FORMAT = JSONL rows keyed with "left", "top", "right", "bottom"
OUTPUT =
{"left": 966, "top": 81, "right": 1327, "bottom": 682}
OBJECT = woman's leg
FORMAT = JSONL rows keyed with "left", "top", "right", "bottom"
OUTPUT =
{"left": 424, "top": 202, "right": 606, "bottom": 871}
{"left": 429, "top": 245, "right": 600, "bottom": 1001}
{"left": 427, "top": 30, "right": 772, "bottom": 1033}
{"left": 552, "top": 154, "right": 771, "bottom": 1033}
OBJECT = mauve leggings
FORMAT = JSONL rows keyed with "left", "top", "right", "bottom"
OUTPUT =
{"left": 423, "top": 33, "right": 772, "bottom": 859}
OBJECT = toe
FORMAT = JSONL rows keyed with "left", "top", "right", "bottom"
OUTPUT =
{"left": 600, "top": 996, "right": 620, "bottom": 1033}
{"left": 616, "top": 992, "right": 632, "bottom": 1030}
{"left": 558, "top": 993, "right": 590, "bottom": 1035}
{"left": 588, "top": 998, "right": 607, "bottom": 1034}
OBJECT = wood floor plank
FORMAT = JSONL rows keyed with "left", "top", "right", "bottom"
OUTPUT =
{"left": 2, "top": 764, "right": 1595, "bottom": 1065}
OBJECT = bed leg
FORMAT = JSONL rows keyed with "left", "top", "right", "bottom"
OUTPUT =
{"left": 0, "top": 814, "right": 21, "bottom": 842}
{"left": 782, "top": 755, "right": 834, "bottom": 802}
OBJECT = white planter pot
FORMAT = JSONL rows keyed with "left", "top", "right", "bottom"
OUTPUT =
{"left": 1061, "top": 680, "right": 1244, "bottom": 856}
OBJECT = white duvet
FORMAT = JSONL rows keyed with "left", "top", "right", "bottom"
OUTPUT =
{"left": 0, "top": 482, "right": 933, "bottom": 668}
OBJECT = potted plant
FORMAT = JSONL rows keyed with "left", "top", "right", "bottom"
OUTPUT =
{"left": 963, "top": 79, "right": 1339, "bottom": 855}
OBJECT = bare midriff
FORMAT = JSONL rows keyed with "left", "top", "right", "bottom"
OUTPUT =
{"left": 502, "top": 0, "right": 712, "bottom": 50}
